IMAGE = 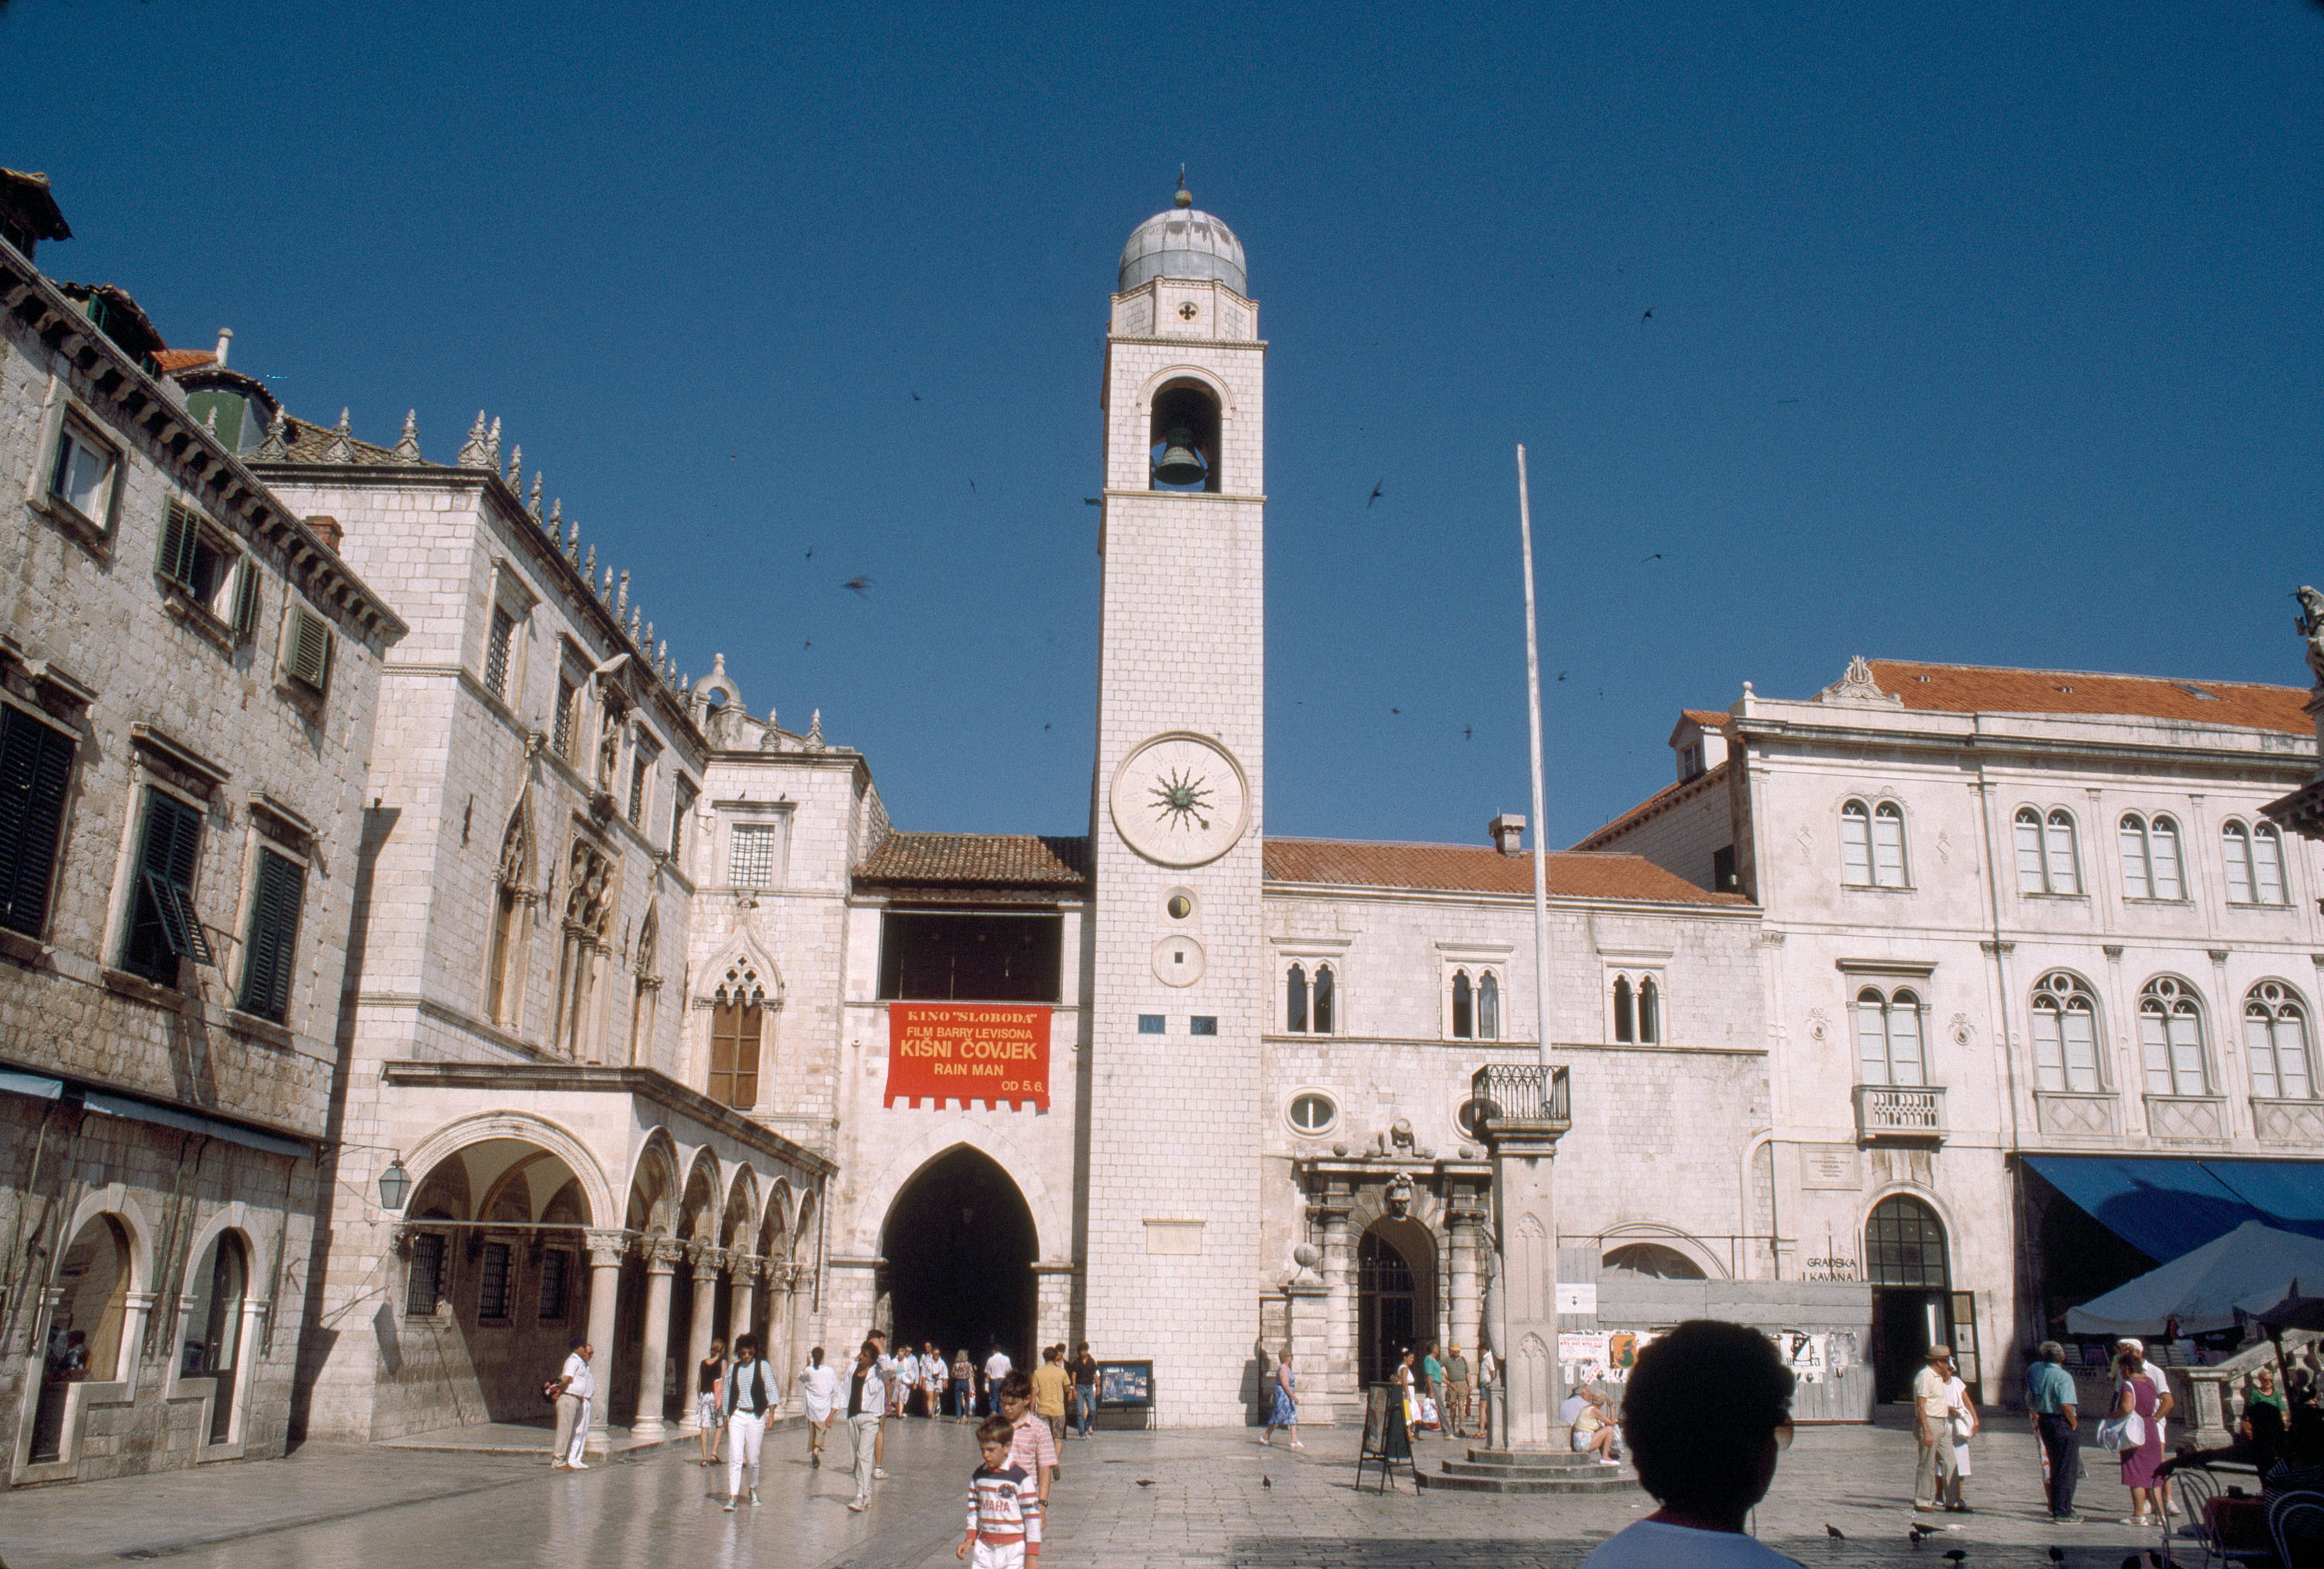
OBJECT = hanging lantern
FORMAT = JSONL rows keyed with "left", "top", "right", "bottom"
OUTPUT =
{"left": 377, "top": 1154, "right": 411, "bottom": 1212}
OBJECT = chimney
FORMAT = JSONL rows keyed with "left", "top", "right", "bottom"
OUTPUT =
{"left": 307, "top": 514, "right": 342, "bottom": 551}
{"left": 214, "top": 327, "right": 232, "bottom": 368}
{"left": 1489, "top": 814, "right": 1526, "bottom": 856}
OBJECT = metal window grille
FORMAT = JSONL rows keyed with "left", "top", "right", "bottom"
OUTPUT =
{"left": 477, "top": 1241, "right": 514, "bottom": 1320}
{"left": 627, "top": 753, "right": 648, "bottom": 825}
{"left": 671, "top": 781, "right": 695, "bottom": 858}
{"left": 484, "top": 608, "right": 514, "bottom": 699}
{"left": 539, "top": 1249, "right": 570, "bottom": 1321}
{"left": 730, "top": 823, "right": 778, "bottom": 886}
{"left": 553, "top": 676, "right": 576, "bottom": 759}
{"left": 405, "top": 1233, "right": 444, "bottom": 1316}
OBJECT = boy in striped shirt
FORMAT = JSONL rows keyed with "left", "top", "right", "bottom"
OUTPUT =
{"left": 960, "top": 1415, "right": 1043, "bottom": 1569}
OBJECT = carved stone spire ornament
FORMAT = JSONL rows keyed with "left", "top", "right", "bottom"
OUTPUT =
{"left": 457, "top": 411, "right": 490, "bottom": 468}
{"left": 394, "top": 409, "right": 421, "bottom": 462}
{"left": 629, "top": 606, "right": 641, "bottom": 640}
{"left": 584, "top": 543, "right": 596, "bottom": 580}
{"left": 549, "top": 497, "right": 562, "bottom": 535}
{"left": 326, "top": 408, "right": 354, "bottom": 463}
{"left": 759, "top": 711, "right": 781, "bottom": 751}
{"left": 642, "top": 621, "right": 653, "bottom": 652}
{"left": 2296, "top": 587, "right": 2324, "bottom": 687}
{"left": 529, "top": 473, "right": 544, "bottom": 518}
{"left": 600, "top": 566, "right": 614, "bottom": 604}
{"left": 506, "top": 444, "right": 522, "bottom": 487}
{"left": 806, "top": 709, "right": 824, "bottom": 750}
{"left": 256, "top": 411, "right": 289, "bottom": 461}
{"left": 484, "top": 417, "right": 502, "bottom": 472}
{"left": 617, "top": 570, "right": 630, "bottom": 618}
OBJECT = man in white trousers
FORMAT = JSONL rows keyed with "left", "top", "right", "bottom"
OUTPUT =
{"left": 847, "top": 1337, "right": 888, "bottom": 1512}
{"left": 721, "top": 1333, "right": 777, "bottom": 1512}
{"left": 551, "top": 1337, "right": 594, "bottom": 1470}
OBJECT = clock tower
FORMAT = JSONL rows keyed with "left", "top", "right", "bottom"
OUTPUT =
{"left": 1083, "top": 184, "right": 1268, "bottom": 1425}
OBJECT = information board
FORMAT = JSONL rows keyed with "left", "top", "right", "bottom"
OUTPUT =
{"left": 1095, "top": 1360, "right": 1153, "bottom": 1408}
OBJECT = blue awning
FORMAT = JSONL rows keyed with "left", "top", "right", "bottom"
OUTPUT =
{"left": 81, "top": 1091, "right": 309, "bottom": 1159}
{"left": 2024, "top": 1154, "right": 2324, "bottom": 1264}
{"left": 0, "top": 1068, "right": 64, "bottom": 1101}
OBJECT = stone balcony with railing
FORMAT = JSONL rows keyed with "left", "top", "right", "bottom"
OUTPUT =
{"left": 1853, "top": 1083, "right": 1946, "bottom": 1144}
{"left": 1469, "top": 1063, "right": 1570, "bottom": 1135}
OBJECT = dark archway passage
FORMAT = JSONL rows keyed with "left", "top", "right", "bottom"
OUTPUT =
{"left": 881, "top": 1147, "right": 1037, "bottom": 1365}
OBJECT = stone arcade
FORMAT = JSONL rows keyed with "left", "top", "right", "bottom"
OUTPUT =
{"left": 2, "top": 170, "right": 2319, "bottom": 1483}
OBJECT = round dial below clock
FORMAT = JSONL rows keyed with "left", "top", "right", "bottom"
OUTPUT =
{"left": 1109, "top": 732, "right": 1250, "bottom": 868}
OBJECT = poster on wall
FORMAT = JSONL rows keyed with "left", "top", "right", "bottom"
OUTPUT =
{"left": 1783, "top": 1331, "right": 1829, "bottom": 1385}
{"left": 1558, "top": 1333, "right": 1610, "bottom": 1385}
{"left": 885, "top": 1003, "right": 1051, "bottom": 1110}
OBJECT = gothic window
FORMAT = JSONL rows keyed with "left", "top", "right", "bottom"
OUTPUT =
{"left": 626, "top": 904, "right": 662, "bottom": 1067}
{"left": 2222, "top": 821, "right": 2289, "bottom": 906}
{"left": 1637, "top": 975, "right": 1658, "bottom": 1044}
{"left": 1313, "top": 965, "right": 1336, "bottom": 1034}
{"left": 709, "top": 959, "right": 766, "bottom": 1110}
{"left": 2119, "top": 813, "right": 2185, "bottom": 900}
{"left": 1477, "top": 972, "right": 1500, "bottom": 1040}
{"left": 2137, "top": 976, "right": 2210, "bottom": 1096}
{"left": 2030, "top": 971, "right": 2103, "bottom": 1092}
{"left": 1840, "top": 799, "right": 1908, "bottom": 888}
{"left": 1450, "top": 969, "right": 1473, "bottom": 1039}
{"left": 1285, "top": 964, "right": 1307, "bottom": 1033}
{"left": 1613, "top": 975, "right": 1634, "bottom": 1042}
{"left": 2014, "top": 807, "right": 2082, "bottom": 895}
{"left": 2245, "top": 981, "right": 2315, "bottom": 1100}
{"left": 1854, "top": 986, "right": 1925, "bottom": 1087}
{"left": 551, "top": 838, "right": 614, "bottom": 1060}
{"left": 485, "top": 807, "right": 531, "bottom": 1028}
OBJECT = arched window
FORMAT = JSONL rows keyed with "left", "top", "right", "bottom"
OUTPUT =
{"left": 2119, "top": 813, "right": 2185, "bottom": 900}
{"left": 1613, "top": 975, "right": 1635, "bottom": 1043}
{"left": 626, "top": 906, "right": 662, "bottom": 1067}
{"left": 2245, "top": 981, "right": 2315, "bottom": 1100}
{"left": 1285, "top": 964, "right": 1308, "bottom": 1033}
{"left": 2138, "top": 977, "right": 2209, "bottom": 1096}
{"left": 710, "top": 960, "right": 766, "bottom": 1109}
{"left": 1312, "top": 965, "right": 1336, "bottom": 1035}
{"left": 1451, "top": 970, "right": 1473, "bottom": 1039}
{"left": 2223, "top": 821, "right": 2289, "bottom": 907}
{"left": 2030, "top": 971, "right": 2102, "bottom": 1092}
{"left": 1638, "top": 976, "right": 1660, "bottom": 1045}
{"left": 1601, "top": 1242, "right": 1707, "bottom": 1280}
{"left": 1148, "top": 384, "right": 1221, "bottom": 494}
{"left": 1865, "top": 1195, "right": 1948, "bottom": 1288}
{"left": 2015, "top": 807, "right": 2081, "bottom": 895}
{"left": 1477, "top": 972, "right": 1500, "bottom": 1041}
{"left": 1854, "top": 986, "right": 1925, "bottom": 1087}
{"left": 1841, "top": 799, "right": 1909, "bottom": 888}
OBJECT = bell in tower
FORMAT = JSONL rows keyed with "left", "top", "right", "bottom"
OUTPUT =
{"left": 1148, "top": 384, "right": 1220, "bottom": 492}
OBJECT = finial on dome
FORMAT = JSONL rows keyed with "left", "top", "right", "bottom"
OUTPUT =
{"left": 1174, "top": 165, "right": 1191, "bottom": 208}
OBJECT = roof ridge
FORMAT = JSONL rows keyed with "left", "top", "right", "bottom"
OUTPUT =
{"left": 1866, "top": 657, "right": 2301, "bottom": 693}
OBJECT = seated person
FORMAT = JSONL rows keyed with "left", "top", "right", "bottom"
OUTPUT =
{"left": 1571, "top": 1385, "right": 1620, "bottom": 1464}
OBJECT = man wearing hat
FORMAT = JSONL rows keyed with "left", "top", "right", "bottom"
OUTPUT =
{"left": 1911, "top": 1344, "right": 1961, "bottom": 1513}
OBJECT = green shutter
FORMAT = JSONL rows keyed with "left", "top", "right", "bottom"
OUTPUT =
{"left": 231, "top": 561, "right": 261, "bottom": 639}
{"left": 125, "top": 790, "right": 211, "bottom": 980}
{"left": 287, "top": 608, "right": 332, "bottom": 691}
{"left": 238, "top": 848, "right": 304, "bottom": 1022}
{"left": 0, "top": 707, "right": 75, "bottom": 936}
{"left": 157, "top": 501, "right": 200, "bottom": 592}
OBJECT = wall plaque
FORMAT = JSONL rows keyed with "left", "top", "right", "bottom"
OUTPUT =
{"left": 1799, "top": 1144, "right": 1863, "bottom": 1190}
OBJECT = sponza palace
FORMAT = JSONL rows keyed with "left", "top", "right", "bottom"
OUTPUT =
{"left": 2, "top": 167, "right": 2320, "bottom": 1483}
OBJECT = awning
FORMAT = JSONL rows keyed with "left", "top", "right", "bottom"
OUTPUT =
{"left": 81, "top": 1091, "right": 309, "bottom": 1159}
{"left": 2024, "top": 1154, "right": 2324, "bottom": 1263}
{"left": 2064, "top": 1219, "right": 2324, "bottom": 1337}
{"left": 0, "top": 1067, "right": 64, "bottom": 1101}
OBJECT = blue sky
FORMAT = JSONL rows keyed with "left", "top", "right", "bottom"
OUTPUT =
{"left": 9, "top": 1, "right": 2319, "bottom": 847}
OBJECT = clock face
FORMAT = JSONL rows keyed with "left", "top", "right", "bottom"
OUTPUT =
{"left": 1109, "top": 732, "right": 1250, "bottom": 868}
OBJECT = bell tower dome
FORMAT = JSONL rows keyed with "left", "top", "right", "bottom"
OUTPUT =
{"left": 1083, "top": 181, "right": 1267, "bottom": 1426}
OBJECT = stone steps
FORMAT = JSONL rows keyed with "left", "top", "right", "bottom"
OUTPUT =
{"left": 1427, "top": 1444, "right": 1639, "bottom": 1495}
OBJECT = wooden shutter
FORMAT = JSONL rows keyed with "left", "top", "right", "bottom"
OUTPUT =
{"left": 0, "top": 707, "right": 75, "bottom": 936}
{"left": 709, "top": 1000, "right": 739, "bottom": 1105}
{"left": 287, "top": 607, "right": 332, "bottom": 692}
{"left": 733, "top": 1002, "right": 761, "bottom": 1107}
{"left": 157, "top": 501, "right": 200, "bottom": 592}
{"left": 126, "top": 790, "right": 212, "bottom": 978}
{"left": 230, "top": 561, "right": 261, "bottom": 639}
{"left": 238, "top": 848, "right": 304, "bottom": 1022}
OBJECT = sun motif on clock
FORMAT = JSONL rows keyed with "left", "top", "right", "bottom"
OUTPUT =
{"left": 1110, "top": 733, "right": 1250, "bottom": 868}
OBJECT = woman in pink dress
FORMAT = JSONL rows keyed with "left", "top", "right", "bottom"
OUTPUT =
{"left": 2113, "top": 1349, "right": 2165, "bottom": 1526}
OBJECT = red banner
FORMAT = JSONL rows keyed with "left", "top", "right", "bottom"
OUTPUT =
{"left": 885, "top": 1003, "right": 1050, "bottom": 1110}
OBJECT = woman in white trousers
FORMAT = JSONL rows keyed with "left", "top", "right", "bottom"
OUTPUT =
{"left": 722, "top": 1334, "right": 777, "bottom": 1512}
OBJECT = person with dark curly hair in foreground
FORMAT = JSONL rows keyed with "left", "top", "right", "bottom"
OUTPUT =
{"left": 1581, "top": 1320, "right": 1802, "bottom": 1569}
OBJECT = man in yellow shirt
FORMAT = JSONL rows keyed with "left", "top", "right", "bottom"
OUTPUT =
{"left": 1031, "top": 1344, "right": 1072, "bottom": 1478}
{"left": 1912, "top": 1344, "right": 1961, "bottom": 1513}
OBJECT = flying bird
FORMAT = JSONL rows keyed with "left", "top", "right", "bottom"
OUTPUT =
{"left": 1462, "top": 726, "right": 1473, "bottom": 741}
{"left": 1085, "top": 497, "right": 1102, "bottom": 505}
{"left": 805, "top": 547, "right": 813, "bottom": 559}
{"left": 1390, "top": 707, "right": 1401, "bottom": 715}
{"left": 1367, "top": 480, "right": 1384, "bottom": 508}
{"left": 843, "top": 576, "right": 875, "bottom": 597}
{"left": 1557, "top": 671, "right": 1568, "bottom": 681}
{"left": 1642, "top": 552, "right": 1662, "bottom": 563}
{"left": 730, "top": 453, "right": 737, "bottom": 460}
{"left": 1826, "top": 1525, "right": 1844, "bottom": 1540}
{"left": 802, "top": 640, "right": 812, "bottom": 650}
{"left": 1043, "top": 724, "right": 1052, "bottom": 731}
{"left": 911, "top": 391, "right": 921, "bottom": 401}
{"left": 968, "top": 479, "right": 977, "bottom": 493}
{"left": 1641, "top": 307, "right": 1655, "bottom": 324}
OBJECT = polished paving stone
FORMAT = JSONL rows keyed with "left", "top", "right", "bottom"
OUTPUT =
{"left": 1, "top": 1412, "right": 2193, "bottom": 1569}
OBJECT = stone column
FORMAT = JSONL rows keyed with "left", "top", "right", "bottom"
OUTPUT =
{"left": 678, "top": 1245, "right": 724, "bottom": 1435}
{"left": 772, "top": 1264, "right": 800, "bottom": 1403}
{"left": 1448, "top": 1189, "right": 1487, "bottom": 1433}
{"left": 1310, "top": 1188, "right": 1355, "bottom": 1416}
{"left": 583, "top": 1229, "right": 627, "bottom": 1454}
{"left": 631, "top": 1238, "right": 682, "bottom": 1441}
{"left": 1483, "top": 1101, "right": 1566, "bottom": 1449}
{"left": 1283, "top": 1240, "right": 1332, "bottom": 1426}
{"left": 728, "top": 1257, "right": 759, "bottom": 1363}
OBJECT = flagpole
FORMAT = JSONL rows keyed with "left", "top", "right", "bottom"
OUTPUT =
{"left": 1515, "top": 444, "right": 1551, "bottom": 1072}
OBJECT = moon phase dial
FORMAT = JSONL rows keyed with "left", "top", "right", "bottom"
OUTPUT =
{"left": 1109, "top": 732, "right": 1250, "bottom": 868}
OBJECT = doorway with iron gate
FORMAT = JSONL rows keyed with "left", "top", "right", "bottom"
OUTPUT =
{"left": 1865, "top": 1194, "right": 1956, "bottom": 1402}
{"left": 1357, "top": 1218, "right": 1437, "bottom": 1386}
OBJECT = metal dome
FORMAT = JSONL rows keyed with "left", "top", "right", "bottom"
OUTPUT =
{"left": 1119, "top": 202, "right": 1247, "bottom": 297}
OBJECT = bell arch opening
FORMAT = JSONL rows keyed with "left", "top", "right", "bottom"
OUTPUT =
{"left": 879, "top": 1146, "right": 1037, "bottom": 1368}
{"left": 1149, "top": 383, "right": 1221, "bottom": 493}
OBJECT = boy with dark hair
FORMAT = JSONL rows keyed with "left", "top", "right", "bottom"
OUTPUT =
{"left": 1583, "top": 1320, "right": 1801, "bottom": 1569}
{"left": 959, "top": 1413, "right": 1043, "bottom": 1569}
{"left": 998, "top": 1368, "right": 1058, "bottom": 1504}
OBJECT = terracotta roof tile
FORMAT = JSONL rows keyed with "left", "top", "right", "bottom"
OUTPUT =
{"left": 1858, "top": 660, "right": 2310, "bottom": 735}
{"left": 856, "top": 833, "right": 1090, "bottom": 887}
{"left": 153, "top": 349, "right": 218, "bottom": 373}
{"left": 1263, "top": 838, "right": 1749, "bottom": 905}
{"left": 1573, "top": 761, "right": 1728, "bottom": 851}
{"left": 1679, "top": 709, "right": 1732, "bottom": 730}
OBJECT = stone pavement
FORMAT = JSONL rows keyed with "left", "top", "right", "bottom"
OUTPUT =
{"left": 0, "top": 1414, "right": 2203, "bottom": 1569}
